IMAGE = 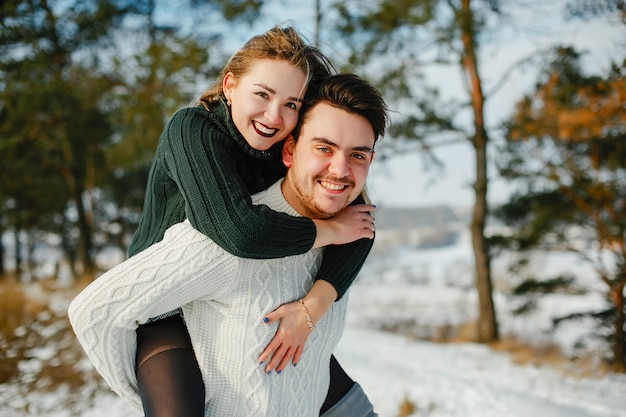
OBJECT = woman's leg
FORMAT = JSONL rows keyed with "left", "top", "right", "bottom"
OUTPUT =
{"left": 135, "top": 314, "right": 205, "bottom": 417}
{"left": 320, "top": 355, "right": 355, "bottom": 414}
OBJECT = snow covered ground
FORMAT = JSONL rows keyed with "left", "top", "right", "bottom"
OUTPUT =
{"left": 1, "top": 230, "right": 625, "bottom": 417}
{"left": 337, "top": 328, "right": 626, "bottom": 417}
{"left": 6, "top": 326, "right": 624, "bottom": 417}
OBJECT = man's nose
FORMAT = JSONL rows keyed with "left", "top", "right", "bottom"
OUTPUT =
{"left": 328, "top": 154, "right": 350, "bottom": 178}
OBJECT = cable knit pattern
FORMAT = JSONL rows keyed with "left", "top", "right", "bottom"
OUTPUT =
{"left": 69, "top": 180, "right": 347, "bottom": 416}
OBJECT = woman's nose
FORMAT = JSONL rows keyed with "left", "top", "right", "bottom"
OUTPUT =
{"left": 265, "top": 103, "right": 282, "bottom": 125}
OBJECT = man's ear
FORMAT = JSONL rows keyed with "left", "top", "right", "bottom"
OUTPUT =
{"left": 370, "top": 150, "right": 375, "bottom": 163}
{"left": 282, "top": 135, "right": 295, "bottom": 168}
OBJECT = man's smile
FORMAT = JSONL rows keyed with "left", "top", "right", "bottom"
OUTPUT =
{"left": 319, "top": 180, "right": 350, "bottom": 191}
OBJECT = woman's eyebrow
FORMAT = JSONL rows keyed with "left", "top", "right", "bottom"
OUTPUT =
{"left": 254, "top": 83, "right": 303, "bottom": 103}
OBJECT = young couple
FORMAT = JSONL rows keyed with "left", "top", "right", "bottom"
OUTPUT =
{"left": 69, "top": 24, "right": 388, "bottom": 417}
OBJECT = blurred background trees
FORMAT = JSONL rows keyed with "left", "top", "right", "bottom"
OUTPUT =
{"left": 0, "top": 0, "right": 624, "bottom": 369}
{"left": 0, "top": 0, "right": 252, "bottom": 278}
{"left": 494, "top": 47, "right": 625, "bottom": 370}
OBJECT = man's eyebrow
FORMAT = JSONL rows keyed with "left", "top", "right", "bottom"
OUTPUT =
{"left": 354, "top": 146, "right": 375, "bottom": 153}
{"left": 312, "top": 137, "right": 374, "bottom": 153}
{"left": 254, "top": 83, "right": 303, "bottom": 103}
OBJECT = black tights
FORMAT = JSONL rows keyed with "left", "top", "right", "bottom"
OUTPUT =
{"left": 320, "top": 355, "right": 355, "bottom": 414}
{"left": 136, "top": 315, "right": 204, "bottom": 417}
{"left": 135, "top": 315, "right": 355, "bottom": 417}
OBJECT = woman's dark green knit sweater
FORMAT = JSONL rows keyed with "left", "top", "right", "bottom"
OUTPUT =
{"left": 128, "top": 102, "right": 373, "bottom": 299}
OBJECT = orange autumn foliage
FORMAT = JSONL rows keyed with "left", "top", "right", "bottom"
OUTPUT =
{"left": 510, "top": 73, "right": 626, "bottom": 142}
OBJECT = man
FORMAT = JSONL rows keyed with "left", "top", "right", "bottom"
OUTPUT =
{"left": 69, "top": 73, "right": 388, "bottom": 416}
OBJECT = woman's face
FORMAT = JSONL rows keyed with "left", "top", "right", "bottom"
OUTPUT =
{"left": 223, "top": 59, "right": 308, "bottom": 151}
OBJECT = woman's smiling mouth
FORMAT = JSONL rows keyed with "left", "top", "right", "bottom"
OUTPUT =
{"left": 253, "top": 121, "right": 277, "bottom": 137}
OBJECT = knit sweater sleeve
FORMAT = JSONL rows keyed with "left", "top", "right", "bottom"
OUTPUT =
{"left": 68, "top": 223, "right": 236, "bottom": 411}
{"left": 159, "top": 107, "right": 317, "bottom": 259}
{"left": 317, "top": 193, "right": 374, "bottom": 299}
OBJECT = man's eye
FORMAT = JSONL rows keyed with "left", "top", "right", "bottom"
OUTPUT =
{"left": 317, "top": 147, "right": 331, "bottom": 153}
{"left": 352, "top": 153, "right": 366, "bottom": 160}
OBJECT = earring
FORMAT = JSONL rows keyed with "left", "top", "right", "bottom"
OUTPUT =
{"left": 226, "top": 97, "right": 232, "bottom": 106}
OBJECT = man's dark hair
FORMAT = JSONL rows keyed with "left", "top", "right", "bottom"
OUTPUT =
{"left": 292, "top": 74, "right": 389, "bottom": 145}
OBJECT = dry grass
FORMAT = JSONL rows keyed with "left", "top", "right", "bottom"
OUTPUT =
{"left": 396, "top": 393, "right": 416, "bottom": 417}
{"left": 489, "top": 336, "right": 564, "bottom": 366}
{"left": 0, "top": 277, "right": 98, "bottom": 390}
{"left": 0, "top": 278, "right": 46, "bottom": 383}
{"left": 431, "top": 320, "right": 478, "bottom": 343}
{"left": 488, "top": 336, "right": 611, "bottom": 377}
{"left": 385, "top": 316, "right": 611, "bottom": 378}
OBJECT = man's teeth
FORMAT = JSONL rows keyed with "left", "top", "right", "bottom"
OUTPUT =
{"left": 254, "top": 121, "right": 276, "bottom": 135}
{"left": 320, "top": 181, "right": 345, "bottom": 191}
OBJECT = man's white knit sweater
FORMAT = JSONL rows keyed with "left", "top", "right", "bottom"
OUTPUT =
{"left": 69, "top": 179, "right": 348, "bottom": 417}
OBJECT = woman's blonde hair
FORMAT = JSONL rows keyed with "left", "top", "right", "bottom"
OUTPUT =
{"left": 197, "top": 25, "right": 334, "bottom": 109}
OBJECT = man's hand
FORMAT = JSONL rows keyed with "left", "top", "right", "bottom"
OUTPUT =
{"left": 258, "top": 301, "right": 311, "bottom": 374}
{"left": 312, "top": 204, "right": 376, "bottom": 248}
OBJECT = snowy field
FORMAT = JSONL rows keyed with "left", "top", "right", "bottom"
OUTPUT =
{"left": 1, "top": 229, "right": 625, "bottom": 417}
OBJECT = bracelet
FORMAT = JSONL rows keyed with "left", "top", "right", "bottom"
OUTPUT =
{"left": 298, "top": 299, "right": 315, "bottom": 331}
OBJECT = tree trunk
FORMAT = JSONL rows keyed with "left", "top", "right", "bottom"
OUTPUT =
{"left": 611, "top": 278, "right": 625, "bottom": 372}
{"left": 61, "top": 214, "right": 78, "bottom": 280}
{"left": 74, "top": 178, "right": 95, "bottom": 278}
{"left": 314, "top": 0, "right": 321, "bottom": 48}
{"left": 460, "top": 0, "right": 498, "bottom": 342}
{"left": 14, "top": 226, "right": 21, "bottom": 279}
{"left": 0, "top": 225, "right": 5, "bottom": 277}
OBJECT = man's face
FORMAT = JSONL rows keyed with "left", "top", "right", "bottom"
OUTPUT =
{"left": 281, "top": 102, "right": 375, "bottom": 219}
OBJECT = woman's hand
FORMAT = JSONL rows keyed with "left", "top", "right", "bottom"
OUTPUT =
{"left": 258, "top": 301, "right": 311, "bottom": 374}
{"left": 258, "top": 280, "right": 337, "bottom": 374}
{"left": 312, "top": 204, "right": 376, "bottom": 248}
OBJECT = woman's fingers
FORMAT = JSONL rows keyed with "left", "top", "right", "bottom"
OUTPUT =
{"left": 264, "top": 343, "right": 290, "bottom": 373}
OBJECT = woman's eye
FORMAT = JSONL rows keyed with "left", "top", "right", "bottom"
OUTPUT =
{"left": 286, "top": 102, "right": 297, "bottom": 110}
{"left": 256, "top": 91, "right": 269, "bottom": 99}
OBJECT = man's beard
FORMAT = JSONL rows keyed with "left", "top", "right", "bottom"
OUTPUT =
{"left": 295, "top": 190, "right": 334, "bottom": 219}
{"left": 290, "top": 176, "right": 346, "bottom": 220}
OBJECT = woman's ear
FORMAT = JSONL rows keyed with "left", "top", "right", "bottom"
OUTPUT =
{"left": 282, "top": 135, "right": 295, "bottom": 168}
{"left": 223, "top": 72, "right": 235, "bottom": 101}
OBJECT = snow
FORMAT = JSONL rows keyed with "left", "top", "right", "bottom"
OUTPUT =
{"left": 336, "top": 328, "right": 626, "bottom": 417}
{"left": 2, "top": 232, "right": 626, "bottom": 417}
